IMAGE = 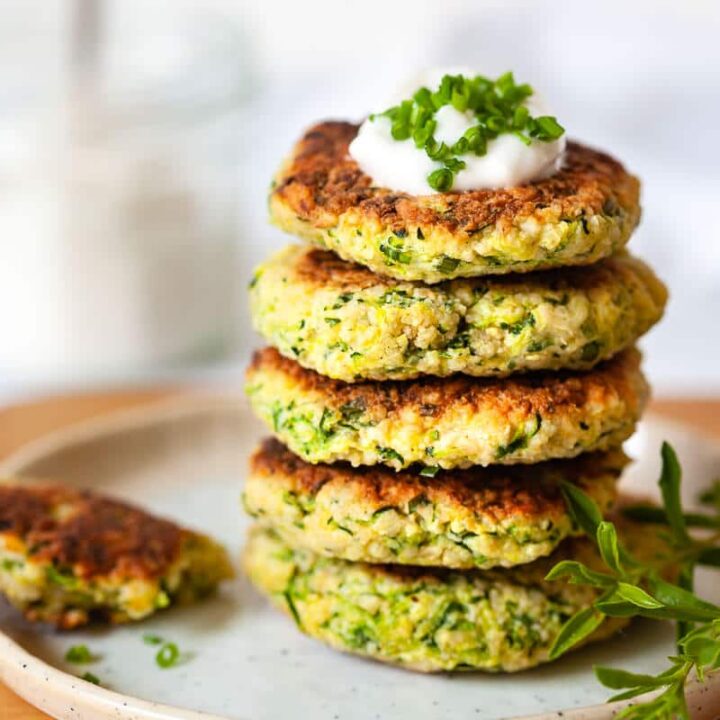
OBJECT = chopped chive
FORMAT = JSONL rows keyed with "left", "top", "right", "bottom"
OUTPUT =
{"left": 46, "top": 566, "right": 77, "bottom": 588}
{"left": 428, "top": 168, "right": 453, "bottom": 192}
{"left": 142, "top": 633, "right": 164, "bottom": 646}
{"left": 156, "top": 642, "right": 181, "bottom": 669}
{"left": 81, "top": 672, "right": 101, "bottom": 685}
{"left": 436, "top": 255, "right": 460, "bottom": 274}
{"left": 379, "top": 241, "right": 412, "bottom": 264}
{"left": 531, "top": 115, "right": 565, "bottom": 140}
{"left": 65, "top": 645, "right": 95, "bottom": 664}
{"left": 420, "top": 466, "right": 440, "bottom": 478}
{"left": 373, "top": 72, "right": 565, "bottom": 191}
{"left": 376, "top": 446, "right": 405, "bottom": 465}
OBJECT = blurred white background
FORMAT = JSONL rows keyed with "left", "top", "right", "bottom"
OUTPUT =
{"left": 1, "top": 0, "right": 719, "bottom": 398}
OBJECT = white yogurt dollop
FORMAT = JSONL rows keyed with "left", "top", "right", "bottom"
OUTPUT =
{"left": 349, "top": 72, "right": 566, "bottom": 195}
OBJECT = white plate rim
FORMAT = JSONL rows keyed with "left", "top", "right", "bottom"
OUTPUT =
{"left": 0, "top": 398, "right": 718, "bottom": 720}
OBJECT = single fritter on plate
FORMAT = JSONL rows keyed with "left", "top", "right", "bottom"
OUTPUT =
{"left": 246, "top": 347, "right": 648, "bottom": 470}
{"left": 243, "top": 514, "right": 672, "bottom": 673}
{"left": 269, "top": 122, "right": 641, "bottom": 283}
{"left": 0, "top": 480, "right": 234, "bottom": 628}
{"left": 250, "top": 245, "right": 666, "bottom": 382}
{"left": 244, "top": 438, "right": 622, "bottom": 569}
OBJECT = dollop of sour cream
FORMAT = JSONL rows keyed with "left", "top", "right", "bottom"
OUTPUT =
{"left": 349, "top": 69, "right": 566, "bottom": 195}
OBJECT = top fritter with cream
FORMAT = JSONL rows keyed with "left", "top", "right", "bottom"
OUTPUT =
{"left": 269, "top": 122, "right": 640, "bottom": 283}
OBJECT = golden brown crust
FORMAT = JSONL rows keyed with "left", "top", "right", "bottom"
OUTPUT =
{"left": 249, "top": 346, "right": 646, "bottom": 425}
{"left": 250, "top": 438, "right": 624, "bottom": 526}
{"left": 272, "top": 121, "right": 639, "bottom": 234}
{"left": 292, "top": 246, "right": 386, "bottom": 290}
{"left": 285, "top": 245, "right": 659, "bottom": 297}
{"left": 0, "top": 483, "right": 184, "bottom": 581}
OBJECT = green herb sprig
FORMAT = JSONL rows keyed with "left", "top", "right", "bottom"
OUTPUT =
{"left": 374, "top": 72, "right": 565, "bottom": 191}
{"left": 546, "top": 442, "right": 720, "bottom": 719}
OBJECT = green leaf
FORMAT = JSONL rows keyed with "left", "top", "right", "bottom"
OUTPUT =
{"left": 682, "top": 635, "right": 720, "bottom": 668}
{"left": 535, "top": 440, "right": 720, "bottom": 719}
{"left": 614, "top": 582, "right": 664, "bottom": 609}
{"left": 698, "top": 547, "right": 720, "bottom": 567}
{"left": 594, "top": 665, "right": 669, "bottom": 690}
{"left": 548, "top": 607, "right": 604, "bottom": 660}
{"left": 607, "top": 686, "right": 662, "bottom": 703}
{"left": 642, "top": 607, "right": 720, "bottom": 623}
{"left": 560, "top": 481, "right": 603, "bottom": 539}
{"left": 622, "top": 504, "right": 720, "bottom": 529}
{"left": 699, "top": 478, "right": 720, "bottom": 511}
{"left": 676, "top": 563, "right": 696, "bottom": 645}
{"left": 594, "top": 599, "right": 642, "bottom": 617}
{"left": 595, "top": 584, "right": 664, "bottom": 617}
{"left": 545, "top": 560, "right": 616, "bottom": 588}
{"left": 658, "top": 442, "right": 689, "bottom": 545}
{"left": 612, "top": 684, "right": 689, "bottom": 720}
{"left": 648, "top": 576, "right": 720, "bottom": 622}
{"left": 596, "top": 521, "right": 624, "bottom": 575}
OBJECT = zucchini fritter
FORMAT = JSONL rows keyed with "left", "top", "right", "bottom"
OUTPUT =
{"left": 244, "top": 438, "right": 623, "bottom": 569}
{"left": 250, "top": 245, "right": 666, "bottom": 382}
{"left": 243, "top": 519, "right": 671, "bottom": 673}
{"left": 0, "top": 480, "right": 233, "bottom": 628}
{"left": 269, "top": 122, "right": 641, "bottom": 283}
{"left": 246, "top": 347, "right": 648, "bottom": 469}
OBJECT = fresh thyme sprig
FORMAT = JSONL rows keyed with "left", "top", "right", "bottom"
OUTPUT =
{"left": 546, "top": 442, "right": 720, "bottom": 719}
{"left": 373, "top": 72, "right": 565, "bottom": 191}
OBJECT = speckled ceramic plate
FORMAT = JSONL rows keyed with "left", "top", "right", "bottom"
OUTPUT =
{"left": 0, "top": 396, "right": 719, "bottom": 720}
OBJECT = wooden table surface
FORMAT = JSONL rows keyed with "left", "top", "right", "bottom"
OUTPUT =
{"left": 1, "top": 390, "right": 719, "bottom": 720}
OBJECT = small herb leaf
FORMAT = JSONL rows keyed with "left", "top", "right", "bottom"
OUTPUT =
{"left": 560, "top": 481, "right": 603, "bottom": 539}
{"left": 594, "top": 665, "right": 669, "bottom": 690}
{"left": 548, "top": 607, "right": 604, "bottom": 660}
{"left": 658, "top": 442, "right": 689, "bottom": 545}
{"left": 544, "top": 560, "right": 616, "bottom": 588}
{"left": 596, "top": 521, "right": 623, "bottom": 576}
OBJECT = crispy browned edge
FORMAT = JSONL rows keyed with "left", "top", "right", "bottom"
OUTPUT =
{"left": 268, "top": 245, "right": 662, "bottom": 297}
{"left": 249, "top": 437, "right": 625, "bottom": 527}
{"left": 0, "top": 482, "right": 188, "bottom": 581}
{"left": 270, "top": 121, "right": 639, "bottom": 234}
{"left": 248, "top": 346, "right": 647, "bottom": 425}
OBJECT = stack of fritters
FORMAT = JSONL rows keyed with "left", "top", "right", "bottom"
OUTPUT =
{"left": 242, "top": 121, "right": 667, "bottom": 672}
